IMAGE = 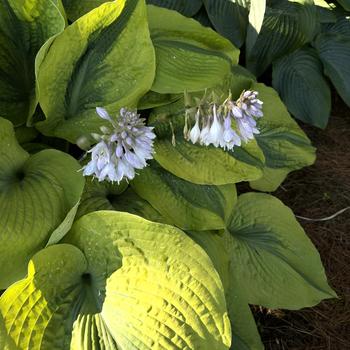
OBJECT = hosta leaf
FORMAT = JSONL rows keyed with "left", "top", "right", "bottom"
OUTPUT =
{"left": 138, "top": 90, "right": 181, "bottom": 110}
{"left": 228, "top": 193, "right": 336, "bottom": 308}
{"left": 246, "top": 0, "right": 267, "bottom": 54}
{"left": 146, "top": 0, "right": 202, "bottom": 16}
{"left": 0, "top": 212, "right": 231, "bottom": 349}
{"left": 149, "top": 100, "right": 265, "bottom": 185}
{"left": 314, "top": 20, "right": 350, "bottom": 106}
{"left": 62, "top": 0, "right": 108, "bottom": 21}
{"left": 246, "top": 0, "right": 318, "bottom": 76}
{"left": 337, "top": 0, "right": 350, "bottom": 11}
{"left": 0, "top": 118, "right": 84, "bottom": 289}
{"left": 36, "top": 0, "right": 155, "bottom": 143}
{"left": 250, "top": 83, "right": 316, "bottom": 191}
{"left": 147, "top": 5, "right": 239, "bottom": 93}
{"left": 77, "top": 178, "right": 171, "bottom": 224}
{"left": 188, "top": 231, "right": 263, "bottom": 350}
{"left": 272, "top": 47, "right": 331, "bottom": 128}
{"left": 0, "top": 0, "right": 64, "bottom": 126}
{"left": 131, "top": 160, "right": 237, "bottom": 230}
{"left": 203, "top": 0, "right": 250, "bottom": 48}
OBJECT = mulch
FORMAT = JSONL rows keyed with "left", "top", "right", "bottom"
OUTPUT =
{"left": 254, "top": 93, "right": 350, "bottom": 350}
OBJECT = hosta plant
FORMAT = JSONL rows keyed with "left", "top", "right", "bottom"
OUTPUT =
{"left": 146, "top": 0, "right": 350, "bottom": 129}
{"left": 0, "top": 1, "right": 336, "bottom": 349}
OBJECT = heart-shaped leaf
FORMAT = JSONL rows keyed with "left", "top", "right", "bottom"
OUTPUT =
{"left": 0, "top": 0, "right": 64, "bottom": 126}
{"left": 272, "top": 47, "right": 331, "bottom": 129}
{"left": 147, "top": 5, "right": 239, "bottom": 94}
{"left": 227, "top": 193, "right": 336, "bottom": 308}
{"left": 314, "top": 19, "right": 350, "bottom": 107}
{"left": 0, "top": 211, "right": 231, "bottom": 349}
{"left": 149, "top": 97, "right": 265, "bottom": 185}
{"left": 36, "top": 0, "right": 155, "bottom": 143}
{"left": 131, "top": 160, "right": 237, "bottom": 230}
{"left": 0, "top": 118, "right": 85, "bottom": 289}
{"left": 250, "top": 82, "right": 316, "bottom": 191}
{"left": 246, "top": 0, "right": 318, "bottom": 76}
{"left": 203, "top": 0, "right": 250, "bottom": 48}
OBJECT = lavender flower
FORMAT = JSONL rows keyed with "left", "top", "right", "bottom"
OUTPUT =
{"left": 187, "top": 90, "right": 263, "bottom": 150}
{"left": 83, "top": 107, "right": 155, "bottom": 183}
{"left": 228, "top": 90, "right": 263, "bottom": 142}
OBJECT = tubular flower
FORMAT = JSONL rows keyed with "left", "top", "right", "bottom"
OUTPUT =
{"left": 228, "top": 90, "right": 263, "bottom": 142}
{"left": 83, "top": 107, "right": 155, "bottom": 183}
{"left": 187, "top": 90, "right": 264, "bottom": 149}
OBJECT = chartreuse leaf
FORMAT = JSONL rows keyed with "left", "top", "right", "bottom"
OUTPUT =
{"left": 0, "top": 211, "right": 232, "bottom": 349}
{"left": 62, "top": 0, "right": 108, "bottom": 21}
{"left": 131, "top": 160, "right": 237, "bottom": 230}
{"left": 36, "top": 0, "right": 155, "bottom": 143}
{"left": 0, "top": 118, "right": 84, "bottom": 289}
{"left": 189, "top": 193, "right": 335, "bottom": 347}
{"left": 314, "top": 18, "right": 350, "bottom": 107}
{"left": 203, "top": 0, "right": 250, "bottom": 48}
{"left": 0, "top": 0, "right": 64, "bottom": 126}
{"left": 228, "top": 193, "right": 336, "bottom": 308}
{"left": 188, "top": 230, "right": 263, "bottom": 350}
{"left": 249, "top": 83, "right": 316, "bottom": 192}
{"left": 146, "top": 0, "right": 202, "bottom": 16}
{"left": 272, "top": 47, "right": 331, "bottom": 128}
{"left": 147, "top": 5, "right": 239, "bottom": 93}
{"left": 246, "top": 0, "right": 318, "bottom": 76}
{"left": 149, "top": 99, "right": 265, "bottom": 185}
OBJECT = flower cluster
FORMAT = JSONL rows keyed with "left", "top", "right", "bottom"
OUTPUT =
{"left": 83, "top": 107, "right": 155, "bottom": 183}
{"left": 185, "top": 90, "right": 263, "bottom": 150}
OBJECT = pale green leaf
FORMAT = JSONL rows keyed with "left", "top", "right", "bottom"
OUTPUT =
{"left": 62, "top": 0, "right": 108, "bottom": 21}
{"left": 36, "top": 0, "right": 155, "bottom": 143}
{"left": 147, "top": 5, "right": 239, "bottom": 93}
{"left": 131, "top": 161, "right": 237, "bottom": 230}
{"left": 149, "top": 98, "right": 265, "bottom": 185}
{"left": 0, "top": 212, "right": 231, "bottom": 349}
{"left": 228, "top": 193, "right": 336, "bottom": 308}
{"left": 0, "top": 118, "right": 85, "bottom": 289}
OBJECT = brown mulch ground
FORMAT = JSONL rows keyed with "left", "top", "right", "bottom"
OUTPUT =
{"left": 255, "top": 94, "right": 350, "bottom": 349}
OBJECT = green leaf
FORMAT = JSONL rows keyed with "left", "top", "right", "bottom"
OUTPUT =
{"left": 62, "top": 0, "right": 109, "bottom": 21}
{"left": 146, "top": 0, "right": 202, "bottom": 16}
{"left": 0, "top": 0, "right": 64, "bottom": 126}
{"left": 0, "top": 212, "right": 232, "bottom": 349}
{"left": 203, "top": 0, "right": 250, "bottom": 48}
{"left": 36, "top": 0, "right": 155, "bottom": 143}
{"left": 272, "top": 47, "right": 331, "bottom": 129}
{"left": 0, "top": 118, "right": 85, "bottom": 289}
{"left": 149, "top": 100, "right": 265, "bottom": 185}
{"left": 337, "top": 0, "right": 350, "bottom": 11}
{"left": 131, "top": 161, "right": 237, "bottom": 230}
{"left": 188, "top": 230, "right": 263, "bottom": 350}
{"left": 250, "top": 82, "right": 316, "bottom": 192}
{"left": 138, "top": 90, "right": 181, "bottom": 110}
{"left": 147, "top": 5, "right": 239, "bottom": 94}
{"left": 314, "top": 20, "right": 350, "bottom": 107}
{"left": 228, "top": 193, "right": 336, "bottom": 309}
{"left": 314, "top": 0, "right": 337, "bottom": 23}
{"left": 246, "top": 0, "right": 318, "bottom": 76}
{"left": 246, "top": 0, "right": 266, "bottom": 54}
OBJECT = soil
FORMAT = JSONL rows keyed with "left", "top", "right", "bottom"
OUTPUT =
{"left": 254, "top": 94, "right": 350, "bottom": 350}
